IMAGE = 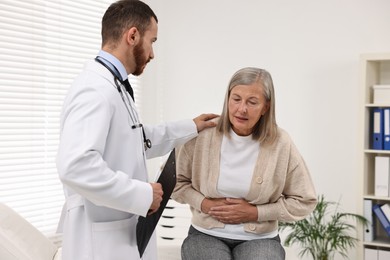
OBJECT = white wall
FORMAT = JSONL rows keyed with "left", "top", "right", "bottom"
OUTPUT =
{"left": 140, "top": 1, "right": 390, "bottom": 259}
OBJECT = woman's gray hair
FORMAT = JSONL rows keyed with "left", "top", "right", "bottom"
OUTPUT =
{"left": 216, "top": 67, "right": 278, "bottom": 144}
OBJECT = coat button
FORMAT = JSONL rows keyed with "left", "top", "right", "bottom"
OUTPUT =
{"left": 249, "top": 224, "right": 256, "bottom": 231}
{"left": 256, "top": 177, "right": 263, "bottom": 184}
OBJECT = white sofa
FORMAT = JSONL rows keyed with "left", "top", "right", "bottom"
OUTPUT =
{"left": 0, "top": 203, "right": 61, "bottom": 260}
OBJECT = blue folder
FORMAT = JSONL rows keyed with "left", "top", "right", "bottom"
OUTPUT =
{"left": 373, "top": 204, "right": 390, "bottom": 237}
{"left": 372, "top": 108, "right": 384, "bottom": 150}
{"left": 384, "top": 108, "right": 390, "bottom": 150}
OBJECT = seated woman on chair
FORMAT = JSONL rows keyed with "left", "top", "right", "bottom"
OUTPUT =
{"left": 172, "top": 67, "right": 317, "bottom": 260}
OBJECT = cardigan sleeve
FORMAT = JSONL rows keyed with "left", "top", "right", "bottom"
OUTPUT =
{"left": 171, "top": 142, "right": 205, "bottom": 212}
{"left": 256, "top": 138, "right": 317, "bottom": 222}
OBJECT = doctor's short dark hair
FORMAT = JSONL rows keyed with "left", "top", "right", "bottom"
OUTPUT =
{"left": 101, "top": 0, "right": 158, "bottom": 47}
{"left": 216, "top": 67, "right": 278, "bottom": 144}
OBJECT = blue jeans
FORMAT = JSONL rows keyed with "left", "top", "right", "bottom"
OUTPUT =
{"left": 181, "top": 226, "right": 285, "bottom": 260}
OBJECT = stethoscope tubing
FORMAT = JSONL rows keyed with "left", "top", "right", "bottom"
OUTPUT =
{"left": 95, "top": 57, "right": 152, "bottom": 150}
{"left": 116, "top": 79, "right": 152, "bottom": 149}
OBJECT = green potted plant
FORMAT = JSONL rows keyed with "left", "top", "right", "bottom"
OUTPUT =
{"left": 279, "top": 194, "right": 368, "bottom": 260}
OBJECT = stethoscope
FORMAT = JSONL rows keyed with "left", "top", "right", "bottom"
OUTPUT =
{"left": 95, "top": 56, "right": 152, "bottom": 150}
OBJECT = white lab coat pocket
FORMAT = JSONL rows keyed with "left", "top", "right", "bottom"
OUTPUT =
{"left": 91, "top": 217, "right": 140, "bottom": 260}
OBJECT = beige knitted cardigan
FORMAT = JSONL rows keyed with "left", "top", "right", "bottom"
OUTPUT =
{"left": 172, "top": 127, "right": 317, "bottom": 235}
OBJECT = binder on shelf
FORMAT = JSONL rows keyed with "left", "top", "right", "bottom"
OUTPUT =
{"left": 372, "top": 108, "right": 384, "bottom": 150}
{"left": 364, "top": 199, "right": 374, "bottom": 242}
{"left": 373, "top": 204, "right": 390, "bottom": 237}
{"left": 384, "top": 108, "right": 390, "bottom": 150}
{"left": 380, "top": 203, "right": 390, "bottom": 222}
{"left": 374, "top": 156, "right": 390, "bottom": 197}
{"left": 379, "top": 249, "right": 390, "bottom": 260}
{"left": 364, "top": 248, "right": 378, "bottom": 260}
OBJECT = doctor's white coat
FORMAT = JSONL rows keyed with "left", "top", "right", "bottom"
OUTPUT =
{"left": 56, "top": 60, "right": 197, "bottom": 260}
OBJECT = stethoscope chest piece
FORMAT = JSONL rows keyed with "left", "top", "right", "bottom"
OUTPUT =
{"left": 145, "top": 139, "right": 152, "bottom": 150}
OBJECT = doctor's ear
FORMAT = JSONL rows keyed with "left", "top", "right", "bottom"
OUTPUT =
{"left": 125, "top": 27, "right": 140, "bottom": 46}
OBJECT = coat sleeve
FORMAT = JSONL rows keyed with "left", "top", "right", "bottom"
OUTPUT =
{"left": 143, "top": 119, "right": 198, "bottom": 159}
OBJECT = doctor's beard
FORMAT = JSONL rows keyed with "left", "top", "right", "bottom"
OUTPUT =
{"left": 132, "top": 41, "right": 150, "bottom": 76}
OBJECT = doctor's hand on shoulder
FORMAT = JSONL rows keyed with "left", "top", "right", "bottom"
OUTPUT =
{"left": 193, "top": 113, "right": 219, "bottom": 132}
{"left": 148, "top": 182, "right": 163, "bottom": 215}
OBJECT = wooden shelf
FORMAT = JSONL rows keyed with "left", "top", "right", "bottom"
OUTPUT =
{"left": 360, "top": 53, "right": 390, "bottom": 259}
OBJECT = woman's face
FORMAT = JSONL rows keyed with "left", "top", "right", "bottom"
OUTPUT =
{"left": 228, "top": 83, "right": 269, "bottom": 136}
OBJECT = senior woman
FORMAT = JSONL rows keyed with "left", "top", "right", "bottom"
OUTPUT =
{"left": 171, "top": 67, "right": 317, "bottom": 260}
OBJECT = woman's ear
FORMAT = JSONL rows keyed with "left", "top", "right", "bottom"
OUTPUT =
{"left": 262, "top": 102, "right": 270, "bottom": 115}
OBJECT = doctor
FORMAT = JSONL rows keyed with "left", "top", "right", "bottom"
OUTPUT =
{"left": 56, "top": 1, "right": 218, "bottom": 260}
